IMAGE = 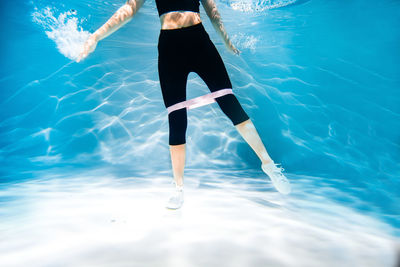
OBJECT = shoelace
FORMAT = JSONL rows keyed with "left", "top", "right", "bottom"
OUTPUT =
{"left": 271, "top": 164, "right": 288, "bottom": 183}
{"left": 274, "top": 163, "right": 285, "bottom": 172}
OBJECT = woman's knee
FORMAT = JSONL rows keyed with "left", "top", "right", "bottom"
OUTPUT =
{"left": 168, "top": 109, "right": 187, "bottom": 145}
{"left": 216, "top": 94, "right": 250, "bottom": 125}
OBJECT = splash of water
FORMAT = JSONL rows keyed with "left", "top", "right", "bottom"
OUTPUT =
{"left": 225, "top": 0, "right": 298, "bottom": 12}
{"left": 31, "top": 7, "right": 90, "bottom": 61}
{"left": 231, "top": 33, "right": 259, "bottom": 52}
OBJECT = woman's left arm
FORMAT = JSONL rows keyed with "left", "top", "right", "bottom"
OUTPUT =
{"left": 200, "top": 0, "right": 240, "bottom": 55}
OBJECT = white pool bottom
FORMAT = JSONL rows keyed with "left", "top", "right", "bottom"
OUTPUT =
{"left": 0, "top": 172, "right": 398, "bottom": 267}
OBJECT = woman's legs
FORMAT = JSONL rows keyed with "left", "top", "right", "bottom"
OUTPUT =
{"left": 236, "top": 119, "right": 291, "bottom": 194}
{"left": 170, "top": 144, "right": 185, "bottom": 187}
{"left": 235, "top": 119, "right": 273, "bottom": 165}
{"left": 168, "top": 120, "right": 274, "bottom": 186}
{"left": 158, "top": 23, "right": 290, "bottom": 199}
{"left": 167, "top": 144, "right": 185, "bottom": 209}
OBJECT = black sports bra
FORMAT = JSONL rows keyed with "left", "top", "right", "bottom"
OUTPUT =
{"left": 155, "top": 0, "right": 200, "bottom": 17}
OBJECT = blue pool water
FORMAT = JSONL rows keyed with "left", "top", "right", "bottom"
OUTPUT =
{"left": 1, "top": 0, "right": 399, "bottom": 266}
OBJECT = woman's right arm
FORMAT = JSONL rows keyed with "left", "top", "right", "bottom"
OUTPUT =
{"left": 77, "top": 0, "right": 146, "bottom": 62}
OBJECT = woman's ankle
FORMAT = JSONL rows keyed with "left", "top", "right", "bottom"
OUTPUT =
{"left": 260, "top": 151, "right": 273, "bottom": 165}
{"left": 262, "top": 159, "right": 273, "bottom": 165}
{"left": 173, "top": 179, "right": 184, "bottom": 188}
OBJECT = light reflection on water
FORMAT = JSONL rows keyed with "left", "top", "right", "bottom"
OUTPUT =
{"left": 1, "top": 170, "right": 398, "bottom": 267}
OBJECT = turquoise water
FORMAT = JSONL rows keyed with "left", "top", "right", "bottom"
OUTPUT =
{"left": 1, "top": 0, "right": 399, "bottom": 266}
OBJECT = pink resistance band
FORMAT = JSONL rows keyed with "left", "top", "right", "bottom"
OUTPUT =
{"left": 167, "top": 88, "right": 233, "bottom": 114}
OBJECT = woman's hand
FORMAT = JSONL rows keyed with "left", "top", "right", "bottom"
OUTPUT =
{"left": 76, "top": 34, "right": 98, "bottom": 63}
{"left": 225, "top": 40, "right": 241, "bottom": 55}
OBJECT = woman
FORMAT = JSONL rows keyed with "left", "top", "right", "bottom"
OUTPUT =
{"left": 77, "top": 0, "right": 291, "bottom": 209}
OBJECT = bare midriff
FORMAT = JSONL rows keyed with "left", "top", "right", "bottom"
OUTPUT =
{"left": 160, "top": 11, "right": 202, "bottom": 30}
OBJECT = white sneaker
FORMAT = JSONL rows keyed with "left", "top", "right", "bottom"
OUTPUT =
{"left": 166, "top": 186, "right": 184, "bottom": 210}
{"left": 261, "top": 161, "right": 291, "bottom": 195}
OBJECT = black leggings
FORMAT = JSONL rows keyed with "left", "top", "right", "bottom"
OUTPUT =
{"left": 157, "top": 23, "right": 249, "bottom": 145}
